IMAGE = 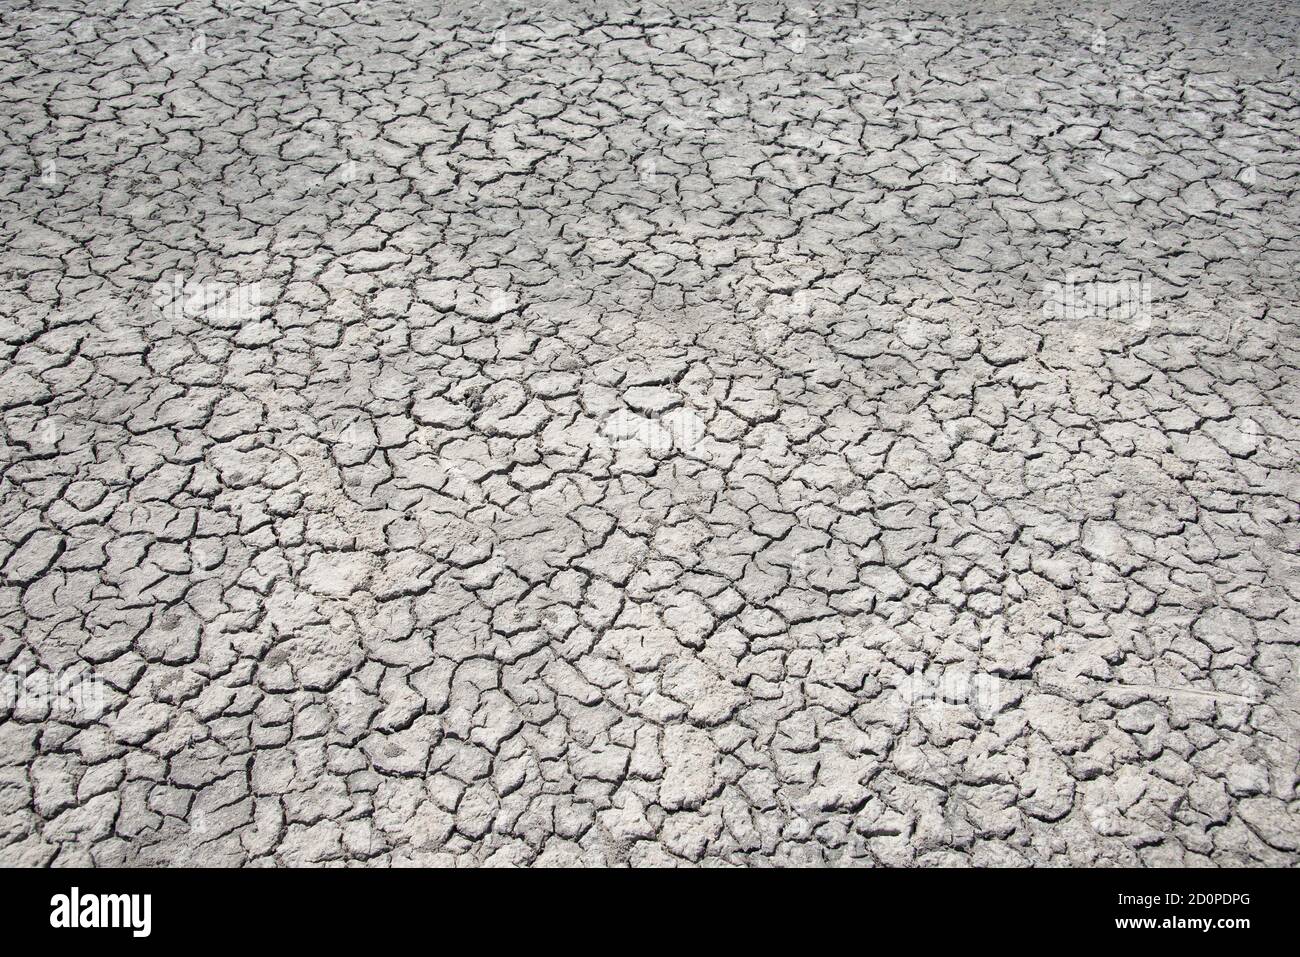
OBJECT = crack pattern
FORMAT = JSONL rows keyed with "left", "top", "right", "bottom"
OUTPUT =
{"left": 0, "top": 0, "right": 1298, "bottom": 866}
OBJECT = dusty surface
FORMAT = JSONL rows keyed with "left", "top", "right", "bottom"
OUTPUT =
{"left": 1, "top": 0, "right": 1298, "bottom": 867}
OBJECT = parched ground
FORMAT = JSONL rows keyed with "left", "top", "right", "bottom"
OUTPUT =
{"left": 0, "top": 0, "right": 1297, "bottom": 867}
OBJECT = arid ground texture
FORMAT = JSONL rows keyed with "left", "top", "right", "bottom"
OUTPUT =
{"left": 1, "top": 0, "right": 1298, "bottom": 866}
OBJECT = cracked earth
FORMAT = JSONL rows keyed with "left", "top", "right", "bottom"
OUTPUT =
{"left": 1, "top": 0, "right": 1299, "bottom": 867}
